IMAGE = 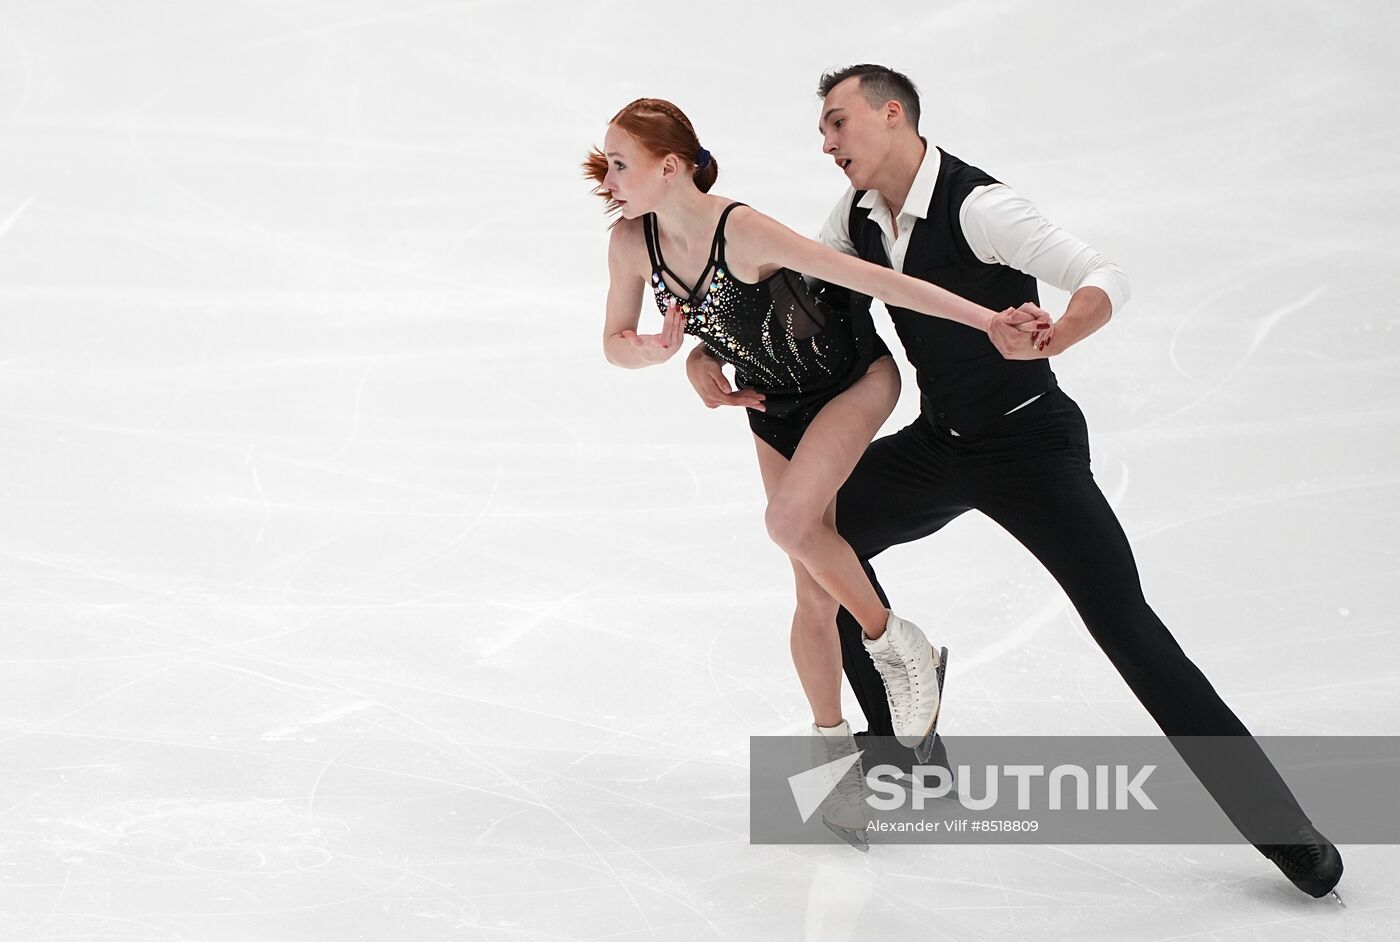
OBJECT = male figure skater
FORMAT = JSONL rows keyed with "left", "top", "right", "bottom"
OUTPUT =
{"left": 686, "top": 64, "right": 1343, "bottom": 900}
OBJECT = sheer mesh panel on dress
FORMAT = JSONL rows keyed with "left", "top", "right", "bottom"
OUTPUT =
{"left": 769, "top": 269, "right": 828, "bottom": 341}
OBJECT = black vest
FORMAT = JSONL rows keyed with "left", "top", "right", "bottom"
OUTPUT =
{"left": 847, "top": 148, "right": 1057, "bottom": 435}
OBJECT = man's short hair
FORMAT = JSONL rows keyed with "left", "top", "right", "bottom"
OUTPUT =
{"left": 817, "top": 65, "right": 921, "bottom": 131}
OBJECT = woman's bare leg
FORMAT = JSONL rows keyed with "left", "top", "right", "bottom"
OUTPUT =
{"left": 763, "top": 357, "right": 906, "bottom": 640}
{"left": 788, "top": 555, "right": 844, "bottom": 728}
{"left": 753, "top": 435, "right": 844, "bottom": 726}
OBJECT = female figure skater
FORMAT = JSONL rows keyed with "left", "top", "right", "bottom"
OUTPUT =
{"left": 583, "top": 99, "right": 1047, "bottom": 847}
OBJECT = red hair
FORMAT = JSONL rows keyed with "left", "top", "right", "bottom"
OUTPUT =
{"left": 581, "top": 98, "right": 720, "bottom": 222}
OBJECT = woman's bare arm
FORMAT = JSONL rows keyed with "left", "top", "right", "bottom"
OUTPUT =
{"left": 727, "top": 208, "right": 1045, "bottom": 335}
{"left": 602, "top": 220, "right": 685, "bottom": 368}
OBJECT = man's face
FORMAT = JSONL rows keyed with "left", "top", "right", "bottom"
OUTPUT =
{"left": 818, "top": 77, "right": 895, "bottom": 190}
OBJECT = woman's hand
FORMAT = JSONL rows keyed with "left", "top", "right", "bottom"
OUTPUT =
{"left": 618, "top": 303, "right": 687, "bottom": 365}
{"left": 1022, "top": 302, "right": 1055, "bottom": 352}
{"left": 988, "top": 304, "right": 1054, "bottom": 360}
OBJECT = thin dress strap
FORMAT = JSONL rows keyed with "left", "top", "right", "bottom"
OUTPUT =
{"left": 644, "top": 211, "right": 705, "bottom": 300}
{"left": 648, "top": 202, "right": 748, "bottom": 302}
{"left": 711, "top": 202, "right": 747, "bottom": 268}
{"left": 641, "top": 213, "right": 664, "bottom": 271}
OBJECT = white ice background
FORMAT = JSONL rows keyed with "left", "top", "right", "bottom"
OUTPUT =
{"left": 1, "top": 1, "right": 1398, "bottom": 939}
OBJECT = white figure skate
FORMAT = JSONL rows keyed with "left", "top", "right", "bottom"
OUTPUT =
{"left": 812, "top": 719, "right": 871, "bottom": 852}
{"left": 863, "top": 612, "right": 947, "bottom": 762}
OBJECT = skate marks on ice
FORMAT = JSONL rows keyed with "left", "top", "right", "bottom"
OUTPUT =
{"left": 3, "top": 0, "right": 1400, "bottom": 938}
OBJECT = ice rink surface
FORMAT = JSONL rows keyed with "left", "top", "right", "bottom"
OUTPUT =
{"left": 1, "top": 0, "right": 1398, "bottom": 939}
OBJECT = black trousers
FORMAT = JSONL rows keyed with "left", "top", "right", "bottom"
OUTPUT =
{"left": 835, "top": 387, "right": 1310, "bottom": 842}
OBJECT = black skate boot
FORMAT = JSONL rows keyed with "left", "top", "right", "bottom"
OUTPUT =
{"left": 1256, "top": 823, "right": 1344, "bottom": 904}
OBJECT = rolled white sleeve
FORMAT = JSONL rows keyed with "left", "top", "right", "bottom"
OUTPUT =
{"left": 959, "top": 184, "right": 1131, "bottom": 314}
{"left": 819, "top": 188, "right": 860, "bottom": 256}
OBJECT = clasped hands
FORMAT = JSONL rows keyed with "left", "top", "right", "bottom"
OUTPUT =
{"left": 989, "top": 302, "right": 1055, "bottom": 360}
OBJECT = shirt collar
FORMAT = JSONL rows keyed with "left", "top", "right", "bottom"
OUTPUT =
{"left": 856, "top": 139, "right": 941, "bottom": 222}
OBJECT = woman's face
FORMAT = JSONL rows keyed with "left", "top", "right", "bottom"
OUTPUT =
{"left": 601, "top": 125, "right": 665, "bottom": 218}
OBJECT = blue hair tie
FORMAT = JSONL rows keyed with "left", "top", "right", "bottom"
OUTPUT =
{"left": 694, "top": 147, "right": 712, "bottom": 170}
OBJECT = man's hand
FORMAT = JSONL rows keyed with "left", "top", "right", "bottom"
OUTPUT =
{"left": 686, "top": 345, "right": 766, "bottom": 410}
{"left": 988, "top": 303, "right": 1054, "bottom": 360}
{"left": 617, "top": 303, "right": 687, "bottom": 365}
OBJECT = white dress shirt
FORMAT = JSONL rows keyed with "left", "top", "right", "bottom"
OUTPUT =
{"left": 819, "top": 142, "right": 1131, "bottom": 314}
{"left": 816, "top": 142, "right": 1130, "bottom": 429}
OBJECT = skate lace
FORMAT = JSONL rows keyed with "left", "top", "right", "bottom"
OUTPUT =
{"left": 818, "top": 737, "right": 868, "bottom": 807}
{"left": 831, "top": 761, "right": 866, "bottom": 807}
{"left": 869, "top": 646, "right": 912, "bottom": 728}
{"left": 1264, "top": 837, "right": 1324, "bottom": 875}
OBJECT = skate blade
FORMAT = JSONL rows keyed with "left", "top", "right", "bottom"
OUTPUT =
{"left": 912, "top": 647, "right": 949, "bottom": 765}
{"left": 823, "top": 820, "right": 870, "bottom": 853}
{"left": 1329, "top": 889, "right": 1346, "bottom": 908}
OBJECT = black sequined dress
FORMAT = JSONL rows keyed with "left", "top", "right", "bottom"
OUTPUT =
{"left": 643, "top": 202, "right": 889, "bottom": 459}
